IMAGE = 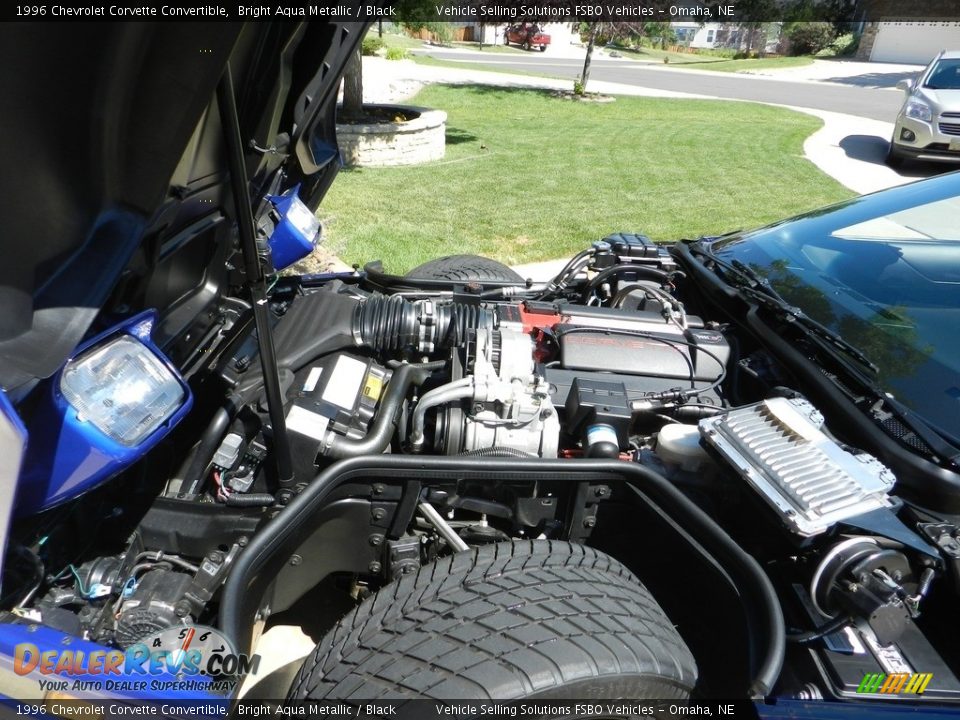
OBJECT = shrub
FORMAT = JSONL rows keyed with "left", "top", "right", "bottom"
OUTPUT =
{"left": 362, "top": 36, "right": 385, "bottom": 56}
{"left": 832, "top": 32, "right": 860, "bottom": 56}
{"left": 385, "top": 47, "right": 408, "bottom": 61}
{"left": 573, "top": 79, "right": 585, "bottom": 96}
{"left": 786, "top": 22, "right": 836, "bottom": 55}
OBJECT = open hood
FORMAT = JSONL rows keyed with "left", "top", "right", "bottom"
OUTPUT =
{"left": 0, "top": 19, "right": 368, "bottom": 393}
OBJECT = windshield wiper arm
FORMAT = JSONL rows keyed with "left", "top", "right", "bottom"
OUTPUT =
{"left": 880, "top": 396, "right": 960, "bottom": 468}
{"left": 693, "top": 244, "right": 879, "bottom": 375}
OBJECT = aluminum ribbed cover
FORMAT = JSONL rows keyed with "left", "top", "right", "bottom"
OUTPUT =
{"left": 700, "top": 398, "right": 895, "bottom": 536}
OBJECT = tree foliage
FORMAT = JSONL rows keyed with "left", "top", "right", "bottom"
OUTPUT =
{"left": 785, "top": 21, "right": 836, "bottom": 55}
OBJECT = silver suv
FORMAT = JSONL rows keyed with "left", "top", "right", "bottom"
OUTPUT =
{"left": 888, "top": 50, "right": 960, "bottom": 168}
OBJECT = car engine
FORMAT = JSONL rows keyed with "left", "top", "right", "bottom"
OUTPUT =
{"left": 8, "top": 233, "right": 960, "bottom": 703}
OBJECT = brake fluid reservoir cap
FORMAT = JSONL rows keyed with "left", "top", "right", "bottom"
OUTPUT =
{"left": 656, "top": 423, "right": 711, "bottom": 472}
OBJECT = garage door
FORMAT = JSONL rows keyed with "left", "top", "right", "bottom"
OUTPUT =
{"left": 871, "top": 22, "right": 960, "bottom": 64}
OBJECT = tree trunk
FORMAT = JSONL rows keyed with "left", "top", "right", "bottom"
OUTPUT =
{"left": 342, "top": 45, "right": 363, "bottom": 120}
{"left": 378, "top": 20, "right": 382, "bottom": 38}
{"left": 580, "top": 25, "right": 598, "bottom": 94}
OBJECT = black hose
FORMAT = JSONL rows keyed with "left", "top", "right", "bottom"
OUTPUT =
{"left": 786, "top": 615, "right": 851, "bottom": 644}
{"left": 353, "top": 296, "right": 495, "bottom": 353}
{"left": 581, "top": 264, "right": 670, "bottom": 302}
{"left": 224, "top": 493, "right": 276, "bottom": 508}
{"left": 180, "top": 395, "right": 241, "bottom": 497}
{"left": 322, "top": 361, "right": 444, "bottom": 459}
{"left": 536, "top": 247, "right": 594, "bottom": 300}
{"left": 459, "top": 447, "right": 536, "bottom": 458}
{"left": 218, "top": 456, "right": 784, "bottom": 698}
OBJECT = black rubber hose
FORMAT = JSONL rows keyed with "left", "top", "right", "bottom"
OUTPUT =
{"left": 224, "top": 493, "right": 276, "bottom": 508}
{"left": 353, "top": 295, "right": 418, "bottom": 352}
{"left": 180, "top": 395, "right": 241, "bottom": 497}
{"left": 322, "top": 361, "right": 445, "bottom": 459}
{"left": 353, "top": 296, "right": 494, "bottom": 353}
{"left": 218, "top": 456, "right": 784, "bottom": 698}
{"left": 460, "top": 447, "right": 536, "bottom": 458}
{"left": 786, "top": 615, "right": 851, "bottom": 644}
{"left": 581, "top": 264, "right": 670, "bottom": 302}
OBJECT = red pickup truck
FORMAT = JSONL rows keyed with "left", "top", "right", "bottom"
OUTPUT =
{"left": 504, "top": 23, "right": 550, "bottom": 52}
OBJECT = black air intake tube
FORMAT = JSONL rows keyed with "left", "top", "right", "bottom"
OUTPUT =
{"left": 353, "top": 296, "right": 495, "bottom": 353}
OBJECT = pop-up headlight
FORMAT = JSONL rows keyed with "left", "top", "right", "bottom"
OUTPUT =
{"left": 60, "top": 335, "right": 186, "bottom": 446}
{"left": 16, "top": 311, "right": 192, "bottom": 515}
{"left": 266, "top": 184, "right": 321, "bottom": 270}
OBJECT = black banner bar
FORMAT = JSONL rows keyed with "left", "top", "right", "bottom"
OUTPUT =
{"left": 0, "top": 698, "right": 760, "bottom": 719}
{"left": 2, "top": 0, "right": 960, "bottom": 23}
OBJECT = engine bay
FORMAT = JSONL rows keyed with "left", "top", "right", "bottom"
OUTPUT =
{"left": 5, "top": 233, "right": 960, "bottom": 702}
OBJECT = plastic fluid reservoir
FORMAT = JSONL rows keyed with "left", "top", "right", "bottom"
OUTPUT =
{"left": 655, "top": 423, "right": 712, "bottom": 472}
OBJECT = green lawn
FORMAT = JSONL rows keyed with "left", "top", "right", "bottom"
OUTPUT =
{"left": 673, "top": 56, "right": 815, "bottom": 73}
{"left": 604, "top": 46, "right": 814, "bottom": 73}
{"left": 450, "top": 41, "right": 528, "bottom": 54}
{"left": 410, "top": 53, "right": 565, "bottom": 80}
{"left": 376, "top": 32, "right": 426, "bottom": 50}
{"left": 321, "top": 85, "right": 853, "bottom": 273}
{"left": 612, "top": 45, "right": 720, "bottom": 64}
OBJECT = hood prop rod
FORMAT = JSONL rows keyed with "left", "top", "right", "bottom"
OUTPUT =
{"left": 217, "top": 65, "right": 294, "bottom": 486}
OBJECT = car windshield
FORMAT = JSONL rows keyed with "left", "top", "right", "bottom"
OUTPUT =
{"left": 924, "top": 58, "right": 960, "bottom": 89}
{"left": 709, "top": 174, "right": 960, "bottom": 438}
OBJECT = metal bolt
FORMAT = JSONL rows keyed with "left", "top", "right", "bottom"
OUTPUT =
{"left": 369, "top": 534, "right": 383, "bottom": 547}
{"left": 289, "top": 554, "right": 302, "bottom": 566}
{"left": 209, "top": 552, "right": 223, "bottom": 564}
{"left": 372, "top": 483, "right": 385, "bottom": 496}
{"left": 238, "top": 536, "right": 249, "bottom": 547}
{"left": 583, "top": 516, "right": 596, "bottom": 529}
{"left": 847, "top": 582, "right": 859, "bottom": 593}
{"left": 61, "top": 637, "right": 72, "bottom": 646}
{"left": 595, "top": 486, "right": 608, "bottom": 497}
{"left": 372, "top": 508, "right": 386, "bottom": 521}
{"left": 174, "top": 601, "right": 191, "bottom": 618}
{"left": 368, "top": 562, "right": 382, "bottom": 574}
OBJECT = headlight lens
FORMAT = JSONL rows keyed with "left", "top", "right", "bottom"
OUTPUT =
{"left": 60, "top": 335, "right": 185, "bottom": 446}
{"left": 905, "top": 99, "right": 932, "bottom": 122}
{"left": 284, "top": 196, "right": 321, "bottom": 243}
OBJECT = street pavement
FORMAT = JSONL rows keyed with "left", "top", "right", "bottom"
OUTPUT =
{"left": 413, "top": 48, "right": 911, "bottom": 122}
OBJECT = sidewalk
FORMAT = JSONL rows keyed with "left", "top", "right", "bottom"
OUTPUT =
{"left": 735, "top": 58, "right": 923, "bottom": 88}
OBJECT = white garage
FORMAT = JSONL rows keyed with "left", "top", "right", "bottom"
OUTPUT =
{"left": 869, "top": 22, "right": 960, "bottom": 64}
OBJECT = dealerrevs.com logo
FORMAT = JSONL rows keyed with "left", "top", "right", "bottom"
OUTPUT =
{"left": 13, "top": 625, "right": 259, "bottom": 694}
{"left": 857, "top": 672, "right": 933, "bottom": 695}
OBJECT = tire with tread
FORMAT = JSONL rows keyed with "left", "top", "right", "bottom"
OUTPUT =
{"left": 288, "top": 540, "right": 697, "bottom": 701}
{"left": 405, "top": 254, "right": 524, "bottom": 283}
{"left": 886, "top": 139, "right": 907, "bottom": 169}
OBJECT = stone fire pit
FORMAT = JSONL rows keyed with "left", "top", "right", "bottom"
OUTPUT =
{"left": 336, "top": 104, "right": 446, "bottom": 167}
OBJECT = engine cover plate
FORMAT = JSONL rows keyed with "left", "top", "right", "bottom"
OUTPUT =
{"left": 700, "top": 398, "right": 896, "bottom": 537}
